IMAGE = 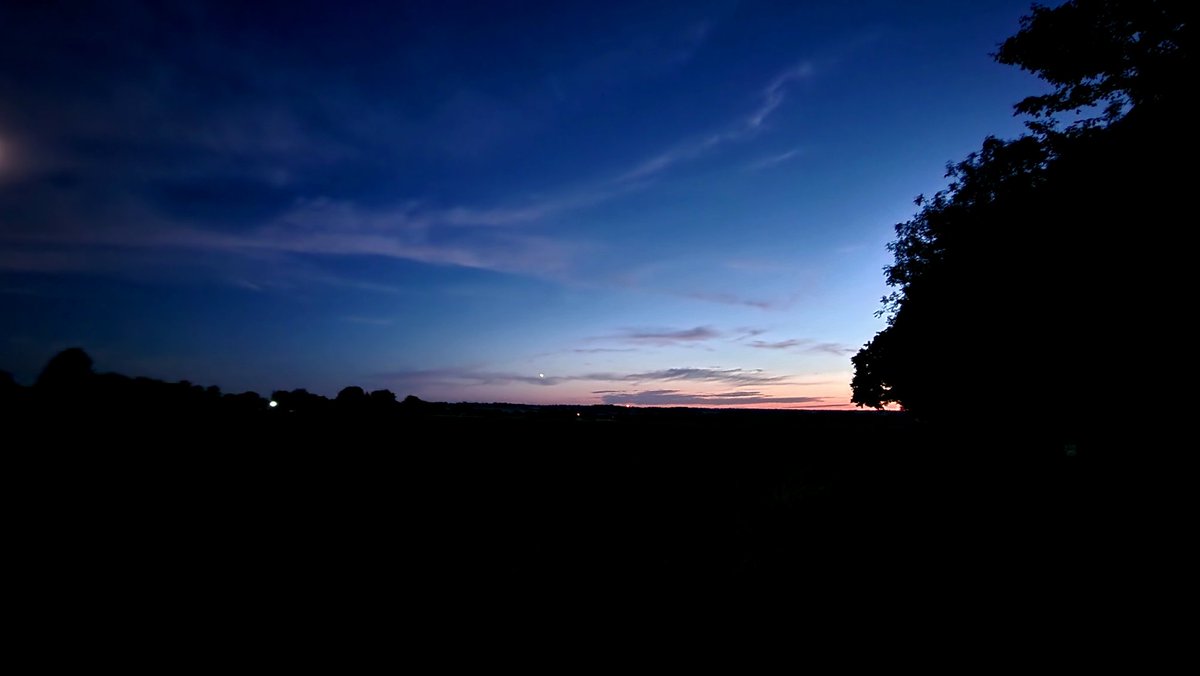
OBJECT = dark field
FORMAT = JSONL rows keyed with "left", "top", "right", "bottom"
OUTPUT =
{"left": 12, "top": 403, "right": 1133, "bottom": 618}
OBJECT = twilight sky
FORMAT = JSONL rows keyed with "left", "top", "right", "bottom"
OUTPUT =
{"left": 0, "top": 1, "right": 1049, "bottom": 406}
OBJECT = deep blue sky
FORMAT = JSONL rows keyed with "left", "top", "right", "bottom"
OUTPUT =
{"left": 0, "top": 1, "right": 1050, "bottom": 406}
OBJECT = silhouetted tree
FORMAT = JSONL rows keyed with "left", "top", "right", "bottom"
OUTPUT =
{"left": 35, "top": 347, "right": 94, "bottom": 391}
{"left": 994, "top": 0, "right": 1191, "bottom": 128}
{"left": 851, "top": 0, "right": 1190, "bottom": 446}
{"left": 0, "top": 370, "right": 22, "bottom": 408}
{"left": 272, "top": 388, "right": 328, "bottom": 414}
{"left": 222, "top": 390, "right": 268, "bottom": 413}
{"left": 369, "top": 389, "right": 397, "bottom": 409}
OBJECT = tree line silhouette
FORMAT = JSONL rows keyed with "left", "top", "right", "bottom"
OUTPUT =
{"left": 851, "top": 0, "right": 1190, "bottom": 450}
{"left": 1, "top": 347, "right": 426, "bottom": 419}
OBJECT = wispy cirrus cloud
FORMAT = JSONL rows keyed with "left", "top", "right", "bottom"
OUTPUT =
{"left": 613, "top": 325, "right": 721, "bottom": 345}
{"left": 745, "top": 147, "right": 802, "bottom": 172}
{"left": 731, "top": 327, "right": 769, "bottom": 341}
{"left": 370, "top": 59, "right": 818, "bottom": 234}
{"left": 616, "top": 132, "right": 729, "bottom": 183}
{"left": 808, "top": 342, "right": 856, "bottom": 356}
{"left": 600, "top": 389, "right": 825, "bottom": 407}
{"left": 608, "top": 262, "right": 800, "bottom": 311}
{"left": 247, "top": 198, "right": 582, "bottom": 276}
{"left": 308, "top": 59, "right": 817, "bottom": 242}
{"left": 618, "top": 367, "right": 785, "bottom": 385}
{"left": 380, "top": 365, "right": 794, "bottom": 388}
{"left": 616, "top": 61, "right": 815, "bottom": 183}
{"left": 382, "top": 368, "right": 560, "bottom": 387}
{"left": 0, "top": 31, "right": 818, "bottom": 297}
{"left": 749, "top": 338, "right": 808, "bottom": 350}
{"left": 680, "top": 291, "right": 781, "bottom": 310}
{"left": 748, "top": 338, "right": 855, "bottom": 355}
{"left": 1, "top": 195, "right": 583, "bottom": 280}
{"left": 572, "top": 347, "right": 638, "bottom": 354}
{"left": 747, "top": 63, "right": 815, "bottom": 130}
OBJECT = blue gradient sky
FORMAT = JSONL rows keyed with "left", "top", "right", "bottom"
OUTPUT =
{"left": 0, "top": 1, "right": 1049, "bottom": 406}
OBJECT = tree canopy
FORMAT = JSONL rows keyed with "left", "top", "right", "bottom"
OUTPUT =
{"left": 995, "top": 0, "right": 1191, "bottom": 126}
{"left": 851, "top": 0, "right": 1191, "bottom": 440}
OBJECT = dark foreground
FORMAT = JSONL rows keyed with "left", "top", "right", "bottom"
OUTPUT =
{"left": 11, "top": 402, "right": 1145, "bottom": 620}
